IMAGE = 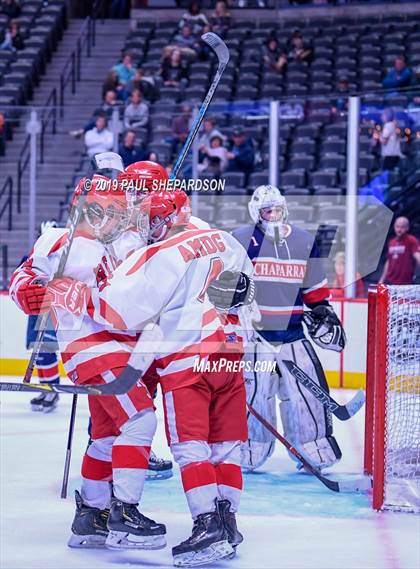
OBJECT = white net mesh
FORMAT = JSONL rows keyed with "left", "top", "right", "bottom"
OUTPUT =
{"left": 384, "top": 285, "right": 420, "bottom": 512}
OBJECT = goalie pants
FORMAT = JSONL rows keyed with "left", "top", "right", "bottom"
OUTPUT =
{"left": 162, "top": 351, "right": 248, "bottom": 519}
{"left": 79, "top": 366, "right": 156, "bottom": 508}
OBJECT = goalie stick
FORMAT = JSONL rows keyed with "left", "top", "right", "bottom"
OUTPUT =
{"left": 247, "top": 403, "right": 372, "bottom": 493}
{"left": 171, "top": 32, "right": 229, "bottom": 179}
{"left": 22, "top": 152, "right": 125, "bottom": 383}
{"left": 283, "top": 360, "right": 366, "bottom": 421}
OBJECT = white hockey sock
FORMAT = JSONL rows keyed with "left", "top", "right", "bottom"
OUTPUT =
{"left": 112, "top": 409, "right": 156, "bottom": 504}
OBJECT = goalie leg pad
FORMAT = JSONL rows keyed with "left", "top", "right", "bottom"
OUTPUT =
{"left": 276, "top": 339, "right": 342, "bottom": 470}
{"left": 241, "top": 340, "right": 279, "bottom": 471}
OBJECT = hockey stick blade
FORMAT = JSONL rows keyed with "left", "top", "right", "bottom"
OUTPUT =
{"left": 282, "top": 360, "right": 365, "bottom": 421}
{"left": 247, "top": 403, "right": 371, "bottom": 493}
{"left": 201, "top": 32, "right": 230, "bottom": 64}
{"left": 0, "top": 365, "right": 140, "bottom": 396}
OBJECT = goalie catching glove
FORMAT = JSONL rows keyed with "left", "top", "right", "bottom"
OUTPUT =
{"left": 303, "top": 305, "right": 346, "bottom": 352}
{"left": 207, "top": 270, "right": 255, "bottom": 312}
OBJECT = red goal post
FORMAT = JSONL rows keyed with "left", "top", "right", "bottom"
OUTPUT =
{"left": 364, "top": 284, "right": 420, "bottom": 512}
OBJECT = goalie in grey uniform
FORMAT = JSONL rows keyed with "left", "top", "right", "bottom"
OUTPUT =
{"left": 227, "top": 185, "right": 346, "bottom": 471}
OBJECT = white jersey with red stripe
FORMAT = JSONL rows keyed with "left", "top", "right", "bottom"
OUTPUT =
{"left": 88, "top": 228, "right": 253, "bottom": 392}
{"left": 10, "top": 227, "right": 144, "bottom": 383}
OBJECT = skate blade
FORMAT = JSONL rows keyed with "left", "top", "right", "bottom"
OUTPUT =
{"left": 67, "top": 533, "right": 107, "bottom": 549}
{"left": 105, "top": 530, "right": 167, "bottom": 551}
{"left": 43, "top": 405, "right": 58, "bottom": 414}
{"left": 173, "top": 540, "right": 234, "bottom": 567}
{"left": 146, "top": 469, "right": 173, "bottom": 480}
{"left": 31, "top": 405, "right": 44, "bottom": 412}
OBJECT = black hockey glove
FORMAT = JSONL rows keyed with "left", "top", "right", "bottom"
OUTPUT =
{"left": 303, "top": 305, "right": 346, "bottom": 352}
{"left": 207, "top": 270, "right": 255, "bottom": 312}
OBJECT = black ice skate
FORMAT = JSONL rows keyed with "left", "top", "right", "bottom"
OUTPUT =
{"left": 30, "top": 393, "right": 46, "bottom": 412}
{"left": 146, "top": 450, "right": 173, "bottom": 480}
{"left": 67, "top": 490, "right": 109, "bottom": 548}
{"left": 42, "top": 392, "right": 59, "bottom": 413}
{"left": 218, "top": 500, "right": 243, "bottom": 559}
{"left": 105, "top": 497, "right": 166, "bottom": 550}
{"left": 172, "top": 509, "right": 234, "bottom": 567}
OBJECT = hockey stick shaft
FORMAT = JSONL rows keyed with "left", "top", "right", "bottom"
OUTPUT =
{"left": 247, "top": 403, "right": 370, "bottom": 493}
{"left": 171, "top": 32, "right": 229, "bottom": 179}
{"left": 282, "top": 360, "right": 365, "bottom": 421}
{"left": 61, "top": 394, "right": 78, "bottom": 499}
{"left": 1, "top": 364, "right": 141, "bottom": 395}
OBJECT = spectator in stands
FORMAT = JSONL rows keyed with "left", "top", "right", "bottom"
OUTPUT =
{"left": 70, "top": 90, "right": 122, "bottom": 138}
{"left": 84, "top": 114, "right": 114, "bottom": 158}
{"left": 198, "top": 133, "right": 229, "bottom": 177}
{"left": 179, "top": 1, "right": 209, "bottom": 36}
{"left": 330, "top": 252, "right": 365, "bottom": 299}
{"left": 124, "top": 89, "right": 149, "bottom": 130}
{"left": 161, "top": 49, "right": 189, "bottom": 89}
{"left": 382, "top": 55, "right": 412, "bottom": 91}
{"left": 331, "top": 77, "right": 350, "bottom": 116}
{"left": 102, "top": 69, "right": 123, "bottom": 100}
{"left": 172, "top": 24, "right": 198, "bottom": 60}
{"left": 262, "top": 37, "right": 287, "bottom": 74}
{"left": 198, "top": 117, "right": 224, "bottom": 151}
{"left": 171, "top": 103, "right": 191, "bottom": 155}
{"left": 379, "top": 217, "right": 420, "bottom": 285}
{"left": 227, "top": 127, "right": 255, "bottom": 174}
{"left": 127, "top": 67, "right": 159, "bottom": 103}
{"left": 146, "top": 150, "right": 159, "bottom": 163}
{"left": 210, "top": 0, "right": 231, "bottom": 37}
{"left": 119, "top": 130, "right": 146, "bottom": 167}
{"left": 373, "top": 108, "right": 402, "bottom": 171}
{"left": 288, "top": 32, "right": 312, "bottom": 65}
{"left": 1, "top": 0, "right": 20, "bottom": 19}
{"left": 112, "top": 53, "right": 136, "bottom": 91}
{"left": 0, "top": 19, "right": 24, "bottom": 51}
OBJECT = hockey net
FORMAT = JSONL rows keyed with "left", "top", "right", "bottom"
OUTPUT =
{"left": 364, "top": 284, "right": 420, "bottom": 512}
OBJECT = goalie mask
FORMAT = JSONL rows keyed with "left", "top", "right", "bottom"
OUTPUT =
{"left": 82, "top": 178, "right": 130, "bottom": 244}
{"left": 303, "top": 305, "right": 346, "bottom": 352}
{"left": 248, "top": 185, "right": 288, "bottom": 241}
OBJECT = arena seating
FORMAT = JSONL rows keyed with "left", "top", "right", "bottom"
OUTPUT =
{"left": 59, "top": 10, "right": 419, "bottom": 241}
{"left": 0, "top": 0, "right": 67, "bottom": 154}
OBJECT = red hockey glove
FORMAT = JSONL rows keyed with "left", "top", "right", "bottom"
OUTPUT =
{"left": 47, "top": 277, "right": 89, "bottom": 317}
{"left": 14, "top": 278, "right": 50, "bottom": 315}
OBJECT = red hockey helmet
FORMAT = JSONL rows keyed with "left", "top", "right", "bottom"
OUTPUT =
{"left": 118, "top": 160, "right": 168, "bottom": 201}
{"left": 82, "top": 175, "right": 130, "bottom": 243}
{"left": 138, "top": 190, "right": 189, "bottom": 243}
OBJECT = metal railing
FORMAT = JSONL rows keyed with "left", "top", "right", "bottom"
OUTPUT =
{"left": 16, "top": 135, "right": 30, "bottom": 214}
{"left": 0, "top": 176, "right": 13, "bottom": 230}
{"left": 0, "top": 244, "right": 8, "bottom": 290}
{"left": 40, "top": 87, "right": 57, "bottom": 164}
{"left": 59, "top": 16, "right": 95, "bottom": 117}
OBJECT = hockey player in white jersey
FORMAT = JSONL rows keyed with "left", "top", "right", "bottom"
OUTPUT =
{"left": 10, "top": 156, "right": 167, "bottom": 551}
{"left": 45, "top": 189, "right": 255, "bottom": 567}
{"left": 230, "top": 185, "right": 346, "bottom": 472}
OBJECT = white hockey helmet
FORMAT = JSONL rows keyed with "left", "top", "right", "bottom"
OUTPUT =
{"left": 248, "top": 185, "right": 288, "bottom": 240}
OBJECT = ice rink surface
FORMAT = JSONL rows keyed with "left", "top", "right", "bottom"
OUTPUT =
{"left": 1, "top": 378, "right": 419, "bottom": 569}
